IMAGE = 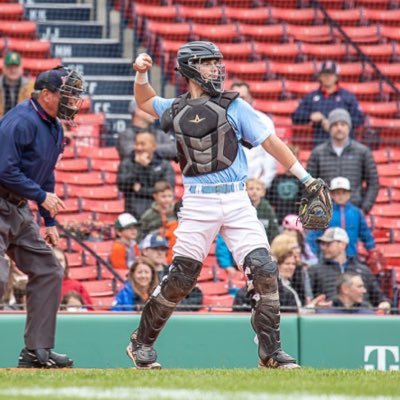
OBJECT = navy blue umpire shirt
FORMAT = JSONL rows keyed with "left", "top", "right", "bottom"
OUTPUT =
{"left": 0, "top": 98, "right": 64, "bottom": 227}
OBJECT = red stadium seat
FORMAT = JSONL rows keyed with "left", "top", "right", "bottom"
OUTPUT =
{"left": 377, "top": 163, "right": 400, "bottom": 177}
{"left": 286, "top": 24, "right": 333, "bottom": 43}
{"left": 179, "top": 6, "right": 225, "bottom": 24}
{"left": 373, "top": 148, "right": 390, "bottom": 164}
{"left": 283, "top": 80, "right": 319, "bottom": 97}
{"left": 202, "top": 294, "right": 234, "bottom": 312}
{"left": 22, "top": 58, "right": 62, "bottom": 76}
{"left": 253, "top": 99, "right": 299, "bottom": 115}
{"left": 56, "top": 212, "right": 93, "bottom": 226}
{"left": 57, "top": 158, "right": 90, "bottom": 172}
{"left": 7, "top": 39, "right": 51, "bottom": 59}
{"left": 82, "top": 280, "right": 115, "bottom": 297}
{"left": 364, "top": 9, "right": 400, "bottom": 25}
{"left": 338, "top": 26, "right": 381, "bottom": 44}
{"left": 360, "top": 101, "right": 400, "bottom": 117}
{"left": 146, "top": 20, "right": 192, "bottom": 42}
{"left": 267, "top": 61, "right": 317, "bottom": 80}
{"left": 61, "top": 198, "right": 82, "bottom": 213}
{"left": 55, "top": 171, "right": 104, "bottom": 186}
{"left": 76, "top": 146, "right": 119, "bottom": 160}
{"left": 192, "top": 23, "right": 240, "bottom": 42}
{"left": 379, "top": 25, "right": 400, "bottom": 42}
{"left": 217, "top": 42, "right": 254, "bottom": 61}
{"left": 83, "top": 240, "right": 114, "bottom": 257}
{"left": 66, "top": 184, "right": 119, "bottom": 200}
{"left": 239, "top": 23, "right": 286, "bottom": 42}
{"left": 380, "top": 177, "right": 400, "bottom": 189}
{"left": 65, "top": 252, "right": 83, "bottom": 268}
{"left": 327, "top": 9, "right": 366, "bottom": 26}
{"left": 358, "top": 43, "right": 398, "bottom": 62}
{"left": 356, "top": 0, "right": 399, "bottom": 9}
{"left": 81, "top": 199, "right": 124, "bottom": 214}
{"left": 269, "top": 7, "right": 322, "bottom": 25}
{"left": 90, "top": 159, "right": 119, "bottom": 173}
{"left": 0, "top": 21, "right": 36, "bottom": 38}
{"left": 377, "top": 63, "right": 400, "bottom": 82}
{"left": 225, "top": 7, "right": 271, "bottom": 24}
{"left": 91, "top": 296, "right": 115, "bottom": 310}
{"left": 0, "top": 3, "right": 24, "bottom": 20}
{"left": 198, "top": 281, "right": 229, "bottom": 295}
{"left": 203, "top": 255, "right": 218, "bottom": 268}
{"left": 74, "top": 113, "right": 105, "bottom": 126}
{"left": 247, "top": 80, "right": 283, "bottom": 100}
{"left": 68, "top": 267, "right": 98, "bottom": 281}
{"left": 133, "top": 3, "right": 179, "bottom": 23}
{"left": 254, "top": 42, "right": 302, "bottom": 62}
{"left": 225, "top": 60, "right": 268, "bottom": 80}
{"left": 301, "top": 43, "right": 349, "bottom": 61}
{"left": 340, "top": 81, "right": 383, "bottom": 101}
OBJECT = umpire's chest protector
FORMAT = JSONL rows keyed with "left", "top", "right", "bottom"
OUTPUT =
{"left": 171, "top": 91, "right": 239, "bottom": 176}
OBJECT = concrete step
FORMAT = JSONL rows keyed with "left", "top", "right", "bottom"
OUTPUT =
{"left": 25, "top": 3, "right": 92, "bottom": 22}
{"left": 52, "top": 38, "right": 122, "bottom": 58}
{"left": 37, "top": 21, "right": 103, "bottom": 40}
{"left": 85, "top": 76, "right": 134, "bottom": 96}
{"left": 91, "top": 95, "right": 132, "bottom": 114}
{"left": 63, "top": 58, "right": 133, "bottom": 76}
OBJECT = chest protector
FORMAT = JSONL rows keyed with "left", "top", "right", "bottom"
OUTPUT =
{"left": 171, "top": 91, "right": 239, "bottom": 176}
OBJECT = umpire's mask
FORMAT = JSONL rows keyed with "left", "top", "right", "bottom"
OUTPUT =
{"left": 57, "top": 69, "right": 85, "bottom": 121}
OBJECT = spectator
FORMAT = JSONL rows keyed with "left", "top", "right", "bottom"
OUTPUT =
{"left": 246, "top": 178, "right": 279, "bottom": 241}
{"left": 53, "top": 247, "right": 94, "bottom": 310}
{"left": 117, "top": 131, "right": 175, "bottom": 219}
{"left": 307, "top": 108, "right": 379, "bottom": 214}
{"left": 291, "top": 60, "right": 364, "bottom": 145}
{"left": 215, "top": 233, "right": 237, "bottom": 277}
{"left": 60, "top": 291, "right": 87, "bottom": 312}
{"left": 317, "top": 272, "right": 374, "bottom": 314}
{"left": 140, "top": 232, "right": 202, "bottom": 311}
{"left": 267, "top": 145, "right": 303, "bottom": 224}
{"left": 112, "top": 256, "right": 158, "bottom": 311}
{"left": 164, "top": 199, "right": 182, "bottom": 265}
{"left": 0, "top": 51, "right": 34, "bottom": 116}
{"left": 116, "top": 99, "right": 176, "bottom": 161}
{"left": 282, "top": 214, "right": 318, "bottom": 267}
{"left": 307, "top": 176, "right": 376, "bottom": 259}
{"left": 138, "top": 180, "right": 177, "bottom": 241}
{"left": 110, "top": 213, "right": 140, "bottom": 271}
{"left": 231, "top": 81, "right": 277, "bottom": 189}
{"left": 309, "top": 227, "right": 391, "bottom": 312}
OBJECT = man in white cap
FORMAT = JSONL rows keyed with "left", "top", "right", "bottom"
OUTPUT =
{"left": 309, "top": 227, "right": 391, "bottom": 313}
{"left": 306, "top": 176, "right": 376, "bottom": 260}
{"left": 307, "top": 108, "right": 379, "bottom": 215}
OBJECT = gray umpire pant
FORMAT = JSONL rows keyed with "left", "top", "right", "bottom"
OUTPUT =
{"left": 0, "top": 198, "right": 63, "bottom": 350}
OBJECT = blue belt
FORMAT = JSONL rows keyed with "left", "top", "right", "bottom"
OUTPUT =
{"left": 187, "top": 182, "right": 246, "bottom": 194}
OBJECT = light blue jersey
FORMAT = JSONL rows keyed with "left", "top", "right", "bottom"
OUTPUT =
{"left": 153, "top": 95, "right": 273, "bottom": 185}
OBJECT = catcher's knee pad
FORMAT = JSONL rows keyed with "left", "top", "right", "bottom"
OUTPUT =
{"left": 160, "top": 256, "right": 202, "bottom": 304}
{"left": 243, "top": 248, "right": 278, "bottom": 295}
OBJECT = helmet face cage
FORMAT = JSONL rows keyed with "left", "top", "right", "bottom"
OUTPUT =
{"left": 176, "top": 42, "right": 225, "bottom": 96}
{"left": 58, "top": 69, "right": 85, "bottom": 121}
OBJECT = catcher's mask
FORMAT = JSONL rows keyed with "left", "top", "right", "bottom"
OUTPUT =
{"left": 34, "top": 65, "right": 85, "bottom": 121}
{"left": 175, "top": 41, "right": 225, "bottom": 96}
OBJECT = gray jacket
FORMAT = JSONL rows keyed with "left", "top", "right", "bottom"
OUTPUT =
{"left": 307, "top": 140, "right": 379, "bottom": 213}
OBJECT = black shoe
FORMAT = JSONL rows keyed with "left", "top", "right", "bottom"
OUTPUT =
{"left": 258, "top": 350, "right": 301, "bottom": 369}
{"left": 18, "top": 348, "right": 73, "bottom": 368}
{"left": 126, "top": 330, "right": 161, "bottom": 369}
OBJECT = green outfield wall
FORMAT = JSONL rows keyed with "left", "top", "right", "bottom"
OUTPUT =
{"left": 0, "top": 313, "right": 398, "bottom": 370}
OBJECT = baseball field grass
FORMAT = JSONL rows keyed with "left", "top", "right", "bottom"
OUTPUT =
{"left": 0, "top": 369, "right": 399, "bottom": 400}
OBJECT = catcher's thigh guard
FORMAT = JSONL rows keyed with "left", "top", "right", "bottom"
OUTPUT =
{"left": 243, "top": 248, "right": 282, "bottom": 361}
{"left": 136, "top": 256, "right": 202, "bottom": 346}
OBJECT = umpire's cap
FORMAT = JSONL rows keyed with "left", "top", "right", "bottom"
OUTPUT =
{"left": 34, "top": 66, "right": 71, "bottom": 92}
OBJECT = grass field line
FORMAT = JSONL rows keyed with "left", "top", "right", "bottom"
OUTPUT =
{"left": 0, "top": 387, "right": 399, "bottom": 400}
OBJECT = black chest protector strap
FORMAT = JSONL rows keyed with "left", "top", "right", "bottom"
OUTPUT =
{"left": 171, "top": 91, "right": 241, "bottom": 177}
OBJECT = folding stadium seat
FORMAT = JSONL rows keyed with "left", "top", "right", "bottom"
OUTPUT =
{"left": 197, "top": 281, "right": 229, "bottom": 296}
{"left": 304, "top": 0, "right": 352, "bottom": 9}
{"left": 0, "top": 3, "right": 24, "bottom": 20}
{"left": 76, "top": 146, "right": 119, "bottom": 160}
{"left": 375, "top": 188, "right": 391, "bottom": 203}
{"left": 0, "top": 21, "right": 36, "bottom": 39}
{"left": 179, "top": 6, "right": 226, "bottom": 24}
{"left": 238, "top": 23, "right": 287, "bottom": 43}
{"left": 224, "top": 60, "right": 268, "bottom": 80}
{"left": 379, "top": 25, "right": 400, "bottom": 42}
{"left": 377, "top": 163, "right": 400, "bottom": 177}
{"left": 81, "top": 199, "right": 124, "bottom": 215}
{"left": 55, "top": 182, "right": 66, "bottom": 198}
{"left": 387, "top": 148, "right": 400, "bottom": 162}
{"left": 22, "top": 58, "right": 62, "bottom": 76}
{"left": 7, "top": 39, "right": 51, "bottom": 59}
{"left": 66, "top": 185, "right": 119, "bottom": 201}
{"left": 217, "top": 42, "right": 255, "bottom": 61}
{"left": 247, "top": 80, "right": 283, "bottom": 100}
{"left": 55, "top": 171, "right": 104, "bottom": 185}
{"left": 145, "top": 20, "right": 192, "bottom": 42}
{"left": 65, "top": 252, "right": 83, "bottom": 268}
{"left": 340, "top": 81, "right": 383, "bottom": 101}
{"left": 102, "top": 172, "right": 117, "bottom": 185}
{"left": 254, "top": 42, "right": 302, "bottom": 62}
{"left": 283, "top": 80, "right": 319, "bottom": 98}
{"left": 271, "top": 115, "right": 293, "bottom": 127}
{"left": 100, "top": 267, "right": 126, "bottom": 281}
{"left": 56, "top": 212, "right": 93, "bottom": 226}
{"left": 372, "top": 229, "right": 391, "bottom": 243}
{"left": 82, "top": 279, "right": 115, "bottom": 297}
{"left": 364, "top": 9, "right": 400, "bottom": 25}
{"left": 333, "top": 62, "right": 373, "bottom": 82}
{"left": 90, "top": 296, "right": 115, "bottom": 311}
{"left": 220, "top": 0, "right": 260, "bottom": 7}
{"left": 175, "top": 0, "right": 217, "bottom": 6}
{"left": 327, "top": 9, "right": 366, "bottom": 26}
{"left": 356, "top": 0, "right": 399, "bottom": 9}
{"left": 62, "top": 198, "right": 82, "bottom": 213}
{"left": 301, "top": 43, "right": 349, "bottom": 62}
{"left": 68, "top": 267, "right": 98, "bottom": 281}
{"left": 90, "top": 159, "right": 119, "bottom": 173}
{"left": 253, "top": 99, "right": 299, "bottom": 115}
{"left": 83, "top": 240, "right": 114, "bottom": 258}
{"left": 133, "top": 4, "right": 179, "bottom": 23}
{"left": 74, "top": 113, "right": 105, "bottom": 126}
{"left": 56, "top": 158, "right": 90, "bottom": 173}
{"left": 202, "top": 294, "right": 234, "bottom": 312}
{"left": 203, "top": 255, "right": 218, "bottom": 268}
{"left": 360, "top": 101, "right": 400, "bottom": 117}
{"left": 198, "top": 268, "right": 215, "bottom": 282}
{"left": 78, "top": 96, "right": 91, "bottom": 114}
{"left": 359, "top": 43, "right": 399, "bottom": 62}
{"left": 192, "top": 23, "right": 241, "bottom": 42}
{"left": 380, "top": 177, "right": 400, "bottom": 189}
{"left": 267, "top": 61, "right": 317, "bottom": 81}
{"left": 225, "top": 7, "right": 271, "bottom": 24}
{"left": 388, "top": 188, "right": 400, "bottom": 203}
{"left": 338, "top": 26, "right": 381, "bottom": 44}
{"left": 269, "top": 7, "right": 323, "bottom": 25}
{"left": 373, "top": 148, "right": 390, "bottom": 163}
{"left": 286, "top": 24, "right": 333, "bottom": 43}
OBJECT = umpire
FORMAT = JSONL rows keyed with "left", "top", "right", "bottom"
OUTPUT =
{"left": 0, "top": 66, "right": 85, "bottom": 368}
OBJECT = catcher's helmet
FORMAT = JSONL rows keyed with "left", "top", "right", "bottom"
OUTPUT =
{"left": 35, "top": 65, "right": 85, "bottom": 121}
{"left": 176, "top": 41, "right": 225, "bottom": 96}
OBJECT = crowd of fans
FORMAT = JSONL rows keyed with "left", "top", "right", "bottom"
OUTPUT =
{"left": 0, "top": 49, "right": 394, "bottom": 315}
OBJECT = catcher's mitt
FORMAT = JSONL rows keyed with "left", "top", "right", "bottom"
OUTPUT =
{"left": 298, "top": 178, "right": 332, "bottom": 230}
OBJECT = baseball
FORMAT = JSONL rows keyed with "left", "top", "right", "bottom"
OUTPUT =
{"left": 136, "top": 54, "right": 146, "bottom": 68}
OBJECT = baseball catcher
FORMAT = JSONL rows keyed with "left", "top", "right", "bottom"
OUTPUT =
{"left": 299, "top": 178, "right": 332, "bottom": 230}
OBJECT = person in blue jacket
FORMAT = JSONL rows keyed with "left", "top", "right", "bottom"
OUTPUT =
{"left": 291, "top": 60, "right": 364, "bottom": 146}
{"left": 0, "top": 66, "right": 85, "bottom": 368}
{"left": 307, "top": 176, "right": 376, "bottom": 259}
{"left": 112, "top": 256, "right": 159, "bottom": 311}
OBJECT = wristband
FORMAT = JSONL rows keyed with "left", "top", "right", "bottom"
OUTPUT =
{"left": 289, "top": 161, "right": 312, "bottom": 183}
{"left": 135, "top": 71, "right": 148, "bottom": 85}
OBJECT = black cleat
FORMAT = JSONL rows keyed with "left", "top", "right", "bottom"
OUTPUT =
{"left": 18, "top": 348, "right": 73, "bottom": 369}
{"left": 126, "top": 330, "right": 161, "bottom": 370}
{"left": 258, "top": 350, "right": 301, "bottom": 369}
